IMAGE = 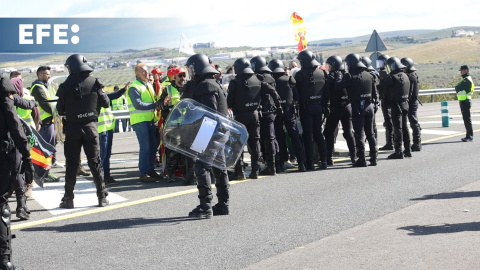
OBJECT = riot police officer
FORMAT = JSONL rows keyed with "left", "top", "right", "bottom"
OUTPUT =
{"left": 1, "top": 77, "right": 34, "bottom": 270}
{"left": 227, "top": 58, "right": 282, "bottom": 179}
{"left": 377, "top": 54, "right": 394, "bottom": 150}
{"left": 56, "top": 54, "right": 110, "bottom": 208}
{"left": 324, "top": 55, "right": 356, "bottom": 165}
{"left": 295, "top": 50, "right": 328, "bottom": 170}
{"left": 268, "top": 59, "right": 306, "bottom": 172}
{"left": 383, "top": 57, "right": 411, "bottom": 159}
{"left": 338, "top": 53, "right": 378, "bottom": 167}
{"left": 361, "top": 56, "right": 380, "bottom": 140}
{"left": 250, "top": 56, "right": 282, "bottom": 175}
{"left": 185, "top": 54, "right": 230, "bottom": 219}
{"left": 401, "top": 57, "right": 422, "bottom": 151}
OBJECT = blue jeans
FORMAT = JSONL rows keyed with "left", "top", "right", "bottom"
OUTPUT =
{"left": 115, "top": 119, "right": 129, "bottom": 133}
{"left": 133, "top": 121, "right": 157, "bottom": 175}
{"left": 99, "top": 129, "right": 114, "bottom": 178}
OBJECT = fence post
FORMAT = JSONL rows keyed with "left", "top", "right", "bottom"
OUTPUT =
{"left": 441, "top": 101, "right": 449, "bottom": 127}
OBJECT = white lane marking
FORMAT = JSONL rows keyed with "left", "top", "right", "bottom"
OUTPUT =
{"left": 32, "top": 178, "right": 127, "bottom": 215}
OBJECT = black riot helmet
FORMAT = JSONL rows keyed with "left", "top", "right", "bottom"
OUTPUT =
{"left": 400, "top": 57, "right": 417, "bottom": 71}
{"left": 65, "top": 54, "right": 93, "bottom": 74}
{"left": 361, "top": 56, "right": 375, "bottom": 72}
{"left": 233, "top": 58, "right": 254, "bottom": 76}
{"left": 325, "top": 55, "right": 344, "bottom": 72}
{"left": 186, "top": 54, "right": 219, "bottom": 79}
{"left": 297, "top": 50, "right": 320, "bottom": 68}
{"left": 268, "top": 59, "right": 286, "bottom": 74}
{"left": 344, "top": 53, "right": 366, "bottom": 70}
{"left": 250, "top": 56, "right": 272, "bottom": 73}
{"left": 376, "top": 54, "right": 390, "bottom": 69}
{"left": 386, "top": 57, "right": 406, "bottom": 74}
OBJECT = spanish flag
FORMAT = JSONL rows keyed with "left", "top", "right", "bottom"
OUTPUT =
{"left": 290, "top": 12, "right": 308, "bottom": 52}
{"left": 20, "top": 119, "right": 56, "bottom": 188}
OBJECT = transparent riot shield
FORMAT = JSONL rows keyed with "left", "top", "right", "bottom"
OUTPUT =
{"left": 162, "top": 98, "right": 248, "bottom": 170}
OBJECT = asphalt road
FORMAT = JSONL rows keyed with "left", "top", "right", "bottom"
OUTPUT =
{"left": 10, "top": 100, "right": 480, "bottom": 270}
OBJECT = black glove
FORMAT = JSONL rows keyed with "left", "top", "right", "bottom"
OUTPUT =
{"left": 276, "top": 107, "right": 283, "bottom": 116}
{"left": 21, "top": 157, "right": 34, "bottom": 185}
{"left": 334, "top": 71, "right": 343, "bottom": 80}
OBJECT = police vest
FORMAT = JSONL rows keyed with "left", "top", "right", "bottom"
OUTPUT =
{"left": 32, "top": 83, "right": 53, "bottom": 121}
{"left": 233, "top": 75, "right": 262, "bottom": 111}
{"left": 166, "top": 84, "right": 181, "bottom": 106}
{"left": 457, "top": 76, "right": 474, "bottom": 101}
{"left": 274, "top": 75, "right": 295, "bottom": 107}
{"left": 390, "top": 72, "right": 410, "bottom": 102}
{"left": 112, "top": 95, "right": 126, "bottom": 111}
{"left": 297, "top": 68, "right": 325, "bottom": 104}
{"left": 127, "top": 79, "right": 156, "bottom": 125}
{"left": 16, "top": 95, "right": 35, "bottom": 128}
{"left": 97, "top": 107, "right": 115, "bottom": 133}
{"left": 258, "top": 74, "right": 277, "bottom": 112}
{"left": 347, "top": 70, "right": 373, "bottom": 102}
{"left": 327, "top": 73, "right": 349, "bottom": 104}
{"left": 60, "top": 76, "right": 102, "bottom": 123}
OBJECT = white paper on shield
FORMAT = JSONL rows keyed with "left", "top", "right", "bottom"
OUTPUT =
{"left": 190, "top": 117, "right": 217, "bottom": 153}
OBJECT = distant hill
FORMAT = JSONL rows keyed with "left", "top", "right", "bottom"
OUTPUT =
{"left": 309, "top": 29, "right": 438, "bottom": 45}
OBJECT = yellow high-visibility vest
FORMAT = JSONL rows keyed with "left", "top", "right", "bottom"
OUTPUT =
{"left": 32, "top": 83, "right": 53, "bottom": 121}
{"left": 126, "top": 79, "right": 156, "bottom": 125}
{"left": 97, "top": 107, "right": 115, "bottom": 133}
{"left": 457, "top": 76, "right": 475, "bottom": 101}
{"left": 16, "top": 94, "right": 35, "bottom": 128}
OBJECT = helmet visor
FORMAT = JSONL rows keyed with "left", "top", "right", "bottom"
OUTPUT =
{"left": 376, "top": 60, "right": 385, "bottom": 69}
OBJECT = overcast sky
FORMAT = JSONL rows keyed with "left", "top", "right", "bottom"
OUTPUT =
{"left": 1, "top": 0, "right": 480, "bottom": 49}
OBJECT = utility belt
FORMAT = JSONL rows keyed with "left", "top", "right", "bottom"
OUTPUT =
{"left": 354, "top": 100, "right": 371, "bottom": 109}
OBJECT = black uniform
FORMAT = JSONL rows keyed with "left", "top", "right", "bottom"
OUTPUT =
{"left": 406, "top": 70, "right": 422, "bottom": 151}
{"left": 383, "top": 70, "right": 411, "bottom": 158}
{"left": 338, "top": 69, "right": 378, "bottom": 166}
{"left": 378, "top": 69, "right": 394, "bottom": 150}
{"left": 191, "top": 74, "right": 230, "bottom": 216}
{"left": 272, "top": 73, "right": 306, "bottom": 171}
{"left": 56, "top": 73, "right": 110, "bottom": 208}
{"left": 11, "top": 95, "right": 37, "bottom": 220}
{"left": 257, "top": 73, "right": 281, "bottom": 175}
{"left": 324, "top": 70, "right": 356, "bottom": 164}
{"left": 227, "top": 73, "right": 281, "bottom": 179}
{"left": 295, "top": 66, "right": 328, "bottom": 170}
{"left": 0, "top": 78, "right": 33, "bottom": 270}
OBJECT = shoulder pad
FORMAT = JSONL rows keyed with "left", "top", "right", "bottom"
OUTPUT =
{"left": 94, "top": 78, "right": 104, "bottom": 89}
{"left": 288, "top": 76, "right": 296, "bottom": 84}
{"left": 256, "top": 74, "right": 265, "bottom": 81}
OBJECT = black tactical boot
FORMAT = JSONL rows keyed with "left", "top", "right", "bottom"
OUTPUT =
{"left": 403, "top": 150, "right": 412, "bottom": 158}
{"left": 298, "top": 163, "right": 307, "bottom": 172}
{"left": 319, "top": 161, "right": 328, "bottom": 170}
{"left": 15, "top": 195, "right": 29, "bottom": 220}
{"left": 212, "top": 202, "right": 229, "bottom": 216}
{"left": 388, "top": 150, "right": 404, "bottom": 159}
{"left": 349, "top": 152, "right": 356, "bottom": 164}
{"left": 188, "top": 204, "right": 212, "bottom": 219}
{"left": 98, "top": 197, "right": 109, "bottom": 207}
{"left": 249, "top": 165, "right": 259, "bottom": 179}
{"left": 353, "top": 152, "right": 367, "bottom": 167}
{"left": 369, "top": 152, "right": 378, "bottom": 166}
{"left": 326, "top": 155, "right": 334, "bottom": 166}
{"left": 230, "top": 167, "right": 246, "bottom": 181}
{"left": 260, "top": 164, "right": 276, "bottom": 176}
{"left": 59, "top": 197, "right": 74, "bottom": 209}
{"left": 306, "top": 162, "right": 316, "bottom": 171}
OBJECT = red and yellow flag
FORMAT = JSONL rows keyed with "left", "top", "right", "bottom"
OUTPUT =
{"left": 290, "top": 12, "right": 307, "bottom": 52}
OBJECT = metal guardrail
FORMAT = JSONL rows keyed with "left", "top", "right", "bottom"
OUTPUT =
{"left": 418, "top": 86, "right": 480, "bottom": 96}
{"left": 111, "top": 87, "right": 480, "bottom": 120}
